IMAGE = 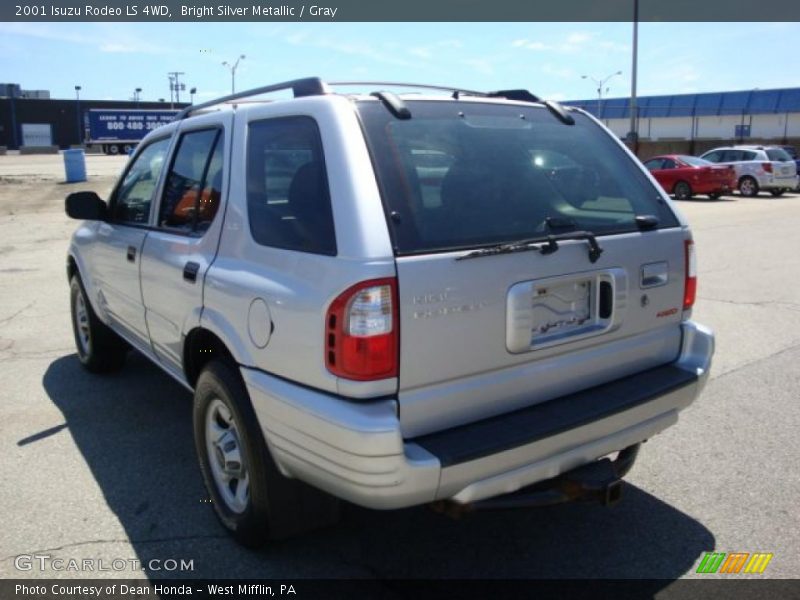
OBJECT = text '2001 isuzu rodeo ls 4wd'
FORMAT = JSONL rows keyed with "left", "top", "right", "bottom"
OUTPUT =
{"left": 65, "top": 78, "right": 714, "bottom": 547}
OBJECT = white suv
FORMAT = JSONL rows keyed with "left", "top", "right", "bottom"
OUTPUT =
{"left": 65, "top": 78, "right": 714, "bottom": 547}
{"left": 700, "top": 145, "right": 798, "bottom": 197}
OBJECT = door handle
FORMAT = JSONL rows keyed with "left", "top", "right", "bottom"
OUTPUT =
{"left": 126, "top": 246, "right": 136, "bottom": 262}
{"left": 183, "top": 261, "right": 200, "bottom": 283}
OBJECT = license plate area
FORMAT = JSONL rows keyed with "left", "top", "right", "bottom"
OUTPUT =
{"left": 506, "top": 269, "right": 627, "bottom": 353}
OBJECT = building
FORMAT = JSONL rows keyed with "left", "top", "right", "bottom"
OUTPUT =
{"left": 567, "top": 87, "right": 800, "bottom": 156}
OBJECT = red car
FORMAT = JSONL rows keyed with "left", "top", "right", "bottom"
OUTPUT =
{"left": 643, "top": 154, "right": 736, "bottom": 200}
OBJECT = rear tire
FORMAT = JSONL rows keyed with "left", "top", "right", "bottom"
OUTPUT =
{"left": 738, "top": 176, "right": 759, "bottom": 197}
{"left": 708, "top": 192, "right": 723, "bottom": 200}
{"left": 673, "top": 181, "right": 692, "bottom": 200}
{"left": 770, "top": 189, "right": 785, "bottom": 197}
{"left": 193, "top": 360, "right": 340, "bottom": 548}
{"left": 69, "top": 275, "right": 128, "bottom": 373}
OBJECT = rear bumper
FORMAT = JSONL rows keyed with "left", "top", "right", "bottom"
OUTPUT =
{"left": 243, "top": 320, "right": 714, "bottom": 510}
{"left": 758, "top": 174, "right": 799, "bottom": 189}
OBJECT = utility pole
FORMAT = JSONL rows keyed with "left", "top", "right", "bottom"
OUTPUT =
{"left": 75, "top": 85, "right": 82, "bottom": 146}
{"left": 628, "top": 0, "right": 639, "bottom": 151}
{"left": 168, "top": 71, "right": 185, "bottom": 107}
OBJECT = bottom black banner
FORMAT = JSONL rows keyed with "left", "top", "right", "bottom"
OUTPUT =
{"left": 2, "top": 579, "right": 800, "bottom": 600}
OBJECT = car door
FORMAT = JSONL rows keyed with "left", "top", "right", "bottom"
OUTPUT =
{"left": 658, "top": 157, "right": 679, "bottom": 192}
{"left": 90, "top": 136, "right": 172, "bottom": 347}
{"left": 139, "top": 112, "right": 231, "bottom": 375}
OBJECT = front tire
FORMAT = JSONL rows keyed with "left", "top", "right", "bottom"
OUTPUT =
{"left": 70, "top": 275, "right": 127, "bottom": 373}
{"left": 708, "top": 192, "right": 723, "bottom": 200}
{"left": 770, "top": 189, "right": 785, "bottom": 197}
{"left": 193, "top": 360, "right": 339, "bottom": 548}
{"left": 738, "top": 176, "right": 759, "bottom": 197}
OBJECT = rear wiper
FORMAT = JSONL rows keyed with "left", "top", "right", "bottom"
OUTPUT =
{"left": 456, "top": 237, "right": 559, "bottom": 261}
{"left": 457, "top": 230, "right": 603, "bottom": 263}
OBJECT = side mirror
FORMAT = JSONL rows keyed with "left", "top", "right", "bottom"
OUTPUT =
{"left": 65, "top": 191, "right": 107, "bottom": 221}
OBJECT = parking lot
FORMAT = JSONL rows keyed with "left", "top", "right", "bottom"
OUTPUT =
{"left": 0, "top": 153, "right": 798, "bottom": 582}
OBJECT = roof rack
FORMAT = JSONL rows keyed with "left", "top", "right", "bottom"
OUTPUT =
{"left": 176, "top": 77, "right": 544, "bottom": 120}
{"left": 176, "top": 77, "right": 328, "bottom": 120}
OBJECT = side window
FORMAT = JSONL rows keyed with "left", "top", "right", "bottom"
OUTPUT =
{"left": 703, "top": 151, "right": 722, "bottom": 163}
{"left": 112, "top": 137, "right": 171, "bottom": 224}
{"left": 643, "top": 159, "right": 663, "bottom": 171}
{"left": 722, "top": 150, "right": 743, "bottom": 162}
{"left": 159, "top": 129, "right": 224, "bottom": 233}
{"left": 742, "top": 150, "right": 758, "bottom": 161}
{"left": 661, "top": 158, "right": 677, "bottom": 169}
{"left": 246, "top": 117, "right": 336, "bottom": 255}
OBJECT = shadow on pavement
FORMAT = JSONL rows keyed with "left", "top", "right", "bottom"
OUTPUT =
{"left": 41, "top": 352, "right": 715, "bottom": 583}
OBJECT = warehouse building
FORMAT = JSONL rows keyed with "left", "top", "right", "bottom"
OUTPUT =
{"left": 0, "top": 83, "right": 186, "bottom": 150}
{"left": 568, "top": 87, "right": 800, "bottom": 156}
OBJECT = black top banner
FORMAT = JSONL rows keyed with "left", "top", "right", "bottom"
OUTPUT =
{"left": 4, "top": 0, "right": 800, "bottom": 22}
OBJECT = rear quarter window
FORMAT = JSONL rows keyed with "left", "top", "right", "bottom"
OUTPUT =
{"left": 246, "top": 116, "right": 336, "bottom": 255}
{"left": 357, "top": 100, "right": 679, "bottom": 255}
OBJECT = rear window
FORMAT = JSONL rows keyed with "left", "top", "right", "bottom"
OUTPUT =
{"left": 357, "top": 100, "right": 679, "bottom": 255}
{"left": 679, "top": 156, "right": 710, "bottom": 167}
{"left": 766, "top": 148, "right": 792, "bottom": 162}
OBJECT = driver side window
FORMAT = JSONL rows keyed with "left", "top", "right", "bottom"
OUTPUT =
{"left": 111, "top": 137, "right": 171, "bottom": 224}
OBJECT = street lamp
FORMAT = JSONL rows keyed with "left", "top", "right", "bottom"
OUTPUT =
{"left": 222, "top": 54, "right": 246, "bottom": 93}
{"left": 190, "top": 87, "right": 197, "bottom": 104}
{"left": 74, "top": 85, "right": 82, "bottom": 146}
{"left": 134, "top": 87, "right": 142, "bottom": 107}
{"left": 581, "top": 71, "right": 622, "bottom": 119}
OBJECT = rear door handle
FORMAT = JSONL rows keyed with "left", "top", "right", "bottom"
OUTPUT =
{"left": 183, "top": 261, "right": 200, "bottom": 283}
{"left": 126, "top": 245, "right": 136, "bottom": 262}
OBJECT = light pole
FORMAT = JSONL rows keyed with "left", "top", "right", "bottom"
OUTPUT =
{"left": 629, "top": 0, "right": 639, "bottom": 149}
{"left": 74, "top": 85, "right": 82, "bottom": 146}
{"left": 222, "top": 55, "right": 246, "bottom": 93}
{"left": 581, "top": 71, "right": 622, "bottom": 119}
{"left": 134, "top": 87, "right": 142, "bottom": 106}
{"left": 190, "top": 87, "right": 197, "bottom": 104}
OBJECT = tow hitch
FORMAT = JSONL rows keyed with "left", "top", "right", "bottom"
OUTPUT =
{"left": 430, "top": 444, "right": 639, "bottom": 517}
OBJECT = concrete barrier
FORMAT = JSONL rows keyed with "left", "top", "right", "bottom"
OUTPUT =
{"left": 19, "top": 146, "right": 59, "bottom": 155}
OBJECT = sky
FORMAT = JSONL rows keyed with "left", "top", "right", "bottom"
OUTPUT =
{"left": 0, "top": 21, "right": 798, "bottom": 103}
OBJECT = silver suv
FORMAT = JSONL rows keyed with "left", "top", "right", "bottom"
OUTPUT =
{"left": 65, "top": 78, "right": 714, "bottom": 547}
{"left": 700, "top": 145, "right": 798, "bottom": 197}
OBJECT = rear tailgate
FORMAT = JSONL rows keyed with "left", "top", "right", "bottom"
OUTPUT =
{"left": 356, "top": 98, "right": 687, "bottom": 438}
{"left": 395, "top": 230, "right": 686, "bottom": 436}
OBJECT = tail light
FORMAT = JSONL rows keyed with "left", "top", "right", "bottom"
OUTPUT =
{"left": 762, "top": 162, "right": 773, "bottom": 174}
{"left": 683, "top": 239, "right": 697, "bottom": 310}
{"left": 325, "top": 278, "right": 399, "bottom": 381}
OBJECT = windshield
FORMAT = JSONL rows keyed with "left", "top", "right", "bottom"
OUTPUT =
{"left": 357, "top": 100, "right": 679, "bottom": 255}
{"left": 679, "top": 155, "right": 711, "bottom": 167}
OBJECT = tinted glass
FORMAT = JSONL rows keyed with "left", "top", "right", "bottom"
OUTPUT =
{"left": 766, "top": 148, "right": 792, "bottom": 162}
{"left": 357, "top": 100, "right": 679, "bottom": 255}
{"left": 702, "top": 151, "right": 723, "bottom": 163}
{"left": 112, "top": 137, "right": 171, "bottom": 224}
{"left": 781, "top": 146, "right": 797, "bottom": 159}
{"left": 742, "top": 150, "right": 758, "bottom": 161}
{"left": 661, "top": 158, "right": 677, "bottom": 169}
{"left": 159, "top": 129, "right": 223, "bottom": 232}
{"left": 721, "top": 150, "right": 744, "bottom": 162}
{"left": 246, "top": 117, "right": 336, "bottom": 255}
{"left": 643, "top": 159, "right": 663, "bottom": 171}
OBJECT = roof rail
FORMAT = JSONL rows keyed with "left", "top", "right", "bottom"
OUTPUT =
{"left": 328, "top": 81, "right": 489, "bottom": 97}
{"left": 176, "top": 77, "right": 328, "bottom": 120}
